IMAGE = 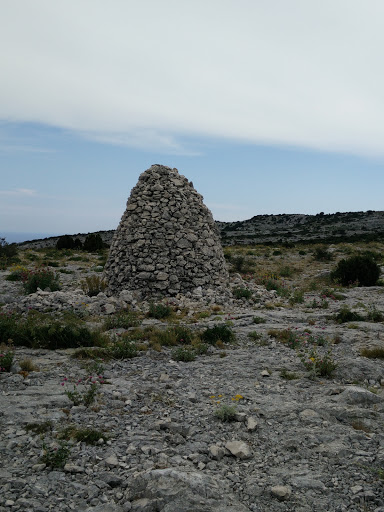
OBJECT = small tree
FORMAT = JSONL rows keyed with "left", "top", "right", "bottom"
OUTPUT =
{"left": 83, "top": 234, "right": 104, "bottom": 252}
{"left": 56, "top": 235, "right": 75, "bottom": 250}
{"left": 331, "top": 255, "right": 380, "bottom": 287}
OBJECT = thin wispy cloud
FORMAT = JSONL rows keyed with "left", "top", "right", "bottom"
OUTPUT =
{"left": 1, "top": 1, "right": 383, "bottom": 156}
{"left": 0, "top": 144, "right": 54, "bottom": 153}
{"left": 0, "top": 188, "right": 37, "bottom": 197}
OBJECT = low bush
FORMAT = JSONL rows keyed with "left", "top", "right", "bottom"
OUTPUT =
{"left": 5, "top": 265, "right": 29, "bottom": 282}
{"left": 103, "top": 310, "right": 139, "bottom": 330}
{"left": 366, "top": 305, "right": 384, "bottom": 323}
{"left": 214, "top": 404, "right": 237, "bottom": 422}
{"left": 201, "top": 324, "right": 235, "bottom": 345}
{"left": 108, "top": 338, "right": 138, "bottom": 359}
{"left": 60, "top": 426, "right": 108, "bottom": 445}
{"left": 0, "top": 346, "right": 14, "bottom": 372}
{"left": 253, "top": 316, "right": 266, "bottom": 324}
{"left": 360, "top": 347, "right": 384, "bottom": 359}
{"left": 40, "top": 441, "right": 70, "bottom": 469}
{"left": 0, "top": 311, "right": 107, "bottom": 349}
{"left": 334, "top": 306, "right": 364, "bottom": 324}
{"left": 331, "top": 255, "right": 381, "bottom": 286}
{"left": 56, "top": 235, "right": 76, "bottom": 250}
{"left": 83, "top": 233, "right": 104, "bottom": 252}
{"left": 81, "top": 275, "right": 107, "bottom": 297}
{"left": 298, "top": 346, "right": 337, "bottom": 378}
{"left": 148, "top": 302, "right": 172, "bottom": 319}
{"left": 233, "top": 287, "right": 252, "bottom": 299}
{"left": 23, "top": 268, "right": 61, "bottom": 294}
{"left": 171, "top": 347, "right": 196, "bottom": 362}
{"left": 313, "top": 246, "right": 332, "bottom": 261}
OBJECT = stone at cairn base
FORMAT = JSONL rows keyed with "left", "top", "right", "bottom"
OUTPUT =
{"left": 103, "top": 164, "right": 229, "bottom": 299}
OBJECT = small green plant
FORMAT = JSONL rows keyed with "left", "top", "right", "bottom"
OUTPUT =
{"left": 279, "top": 368, "right": 300, "bottom": 380}
{"left": 19, "top": 358, "right": 39, "bottom": 372}
{"left": 61, "top": 374, "right": 104, "bottom": 407}
{"left": 214, "top": 404, "right": 237, "bottom": 422}
{"left": 233, "top": 287, "right": 252, "bottom": 299}
{"left": 298, "top": 346, "right": 337, "bottom": 378}
{"left": 366, "top": 305, "right": 384, "bottom": 323}
{"left": 289, "top": 290, "right": 304, "bottom": 305}
{"left": 81, "top": 275, "right": 107, "bottom": 297}
{"left": 331, "top": 255, "right": 381, "bottom": 286}
{"left": 60, "top": 426, "right": 108, "bottom": 445}
{"left": 253, "top": 316, "right": 266, "bottom": 324}
{"left": 307, "top": 298, "right": 329, "bottom": 309}
{"left": 171, "top": 347, "right": 196, "bottom": 362}
{"left": 5, "top": 265, "right": 29, "bottom": 282}
{"left": 201, "top": 324, "right": 235, "bottom": 345}
{"left": 40, "top": 441, "right": 70, "bottom": 469}
{"left": 23, "top": 268, "right": 61, "bottom": 294}
{"left": 109, "top": 337, "right": 138, "bottom": 359}
{"left": 268, "top": 328, "right": 301, "bottom": 349}
{"left": 148, "top": 302, "right": 172, "bottom": 319}
{"left": 103, "top": 309, "right": 139, "bottom": 330}
{"left": 360, "top": 347, "right": 384, "bottom": 359}
{"left": 0, "top": 346, "right": 14, "bottom": 372}
{"left": 248, "top": 331, "right": 262, "bottom": 341}
{"left": 26, "top": 421, "right": 53, "bottom": 434}
{"left": 334, "top": 305, "right": 364, "bottom": 323}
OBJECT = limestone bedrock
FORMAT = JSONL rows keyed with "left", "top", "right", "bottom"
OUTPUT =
{"left": 103, "top": 164, "right": 229, "bottom": 298}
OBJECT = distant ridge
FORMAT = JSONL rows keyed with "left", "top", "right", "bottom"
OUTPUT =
{"left": 18, "top": 210, "right": 384, "bottom": 249}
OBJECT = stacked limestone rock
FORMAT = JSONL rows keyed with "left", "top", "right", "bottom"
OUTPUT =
{"left": 104, "top": 164, "right": 229, "bottom": 298}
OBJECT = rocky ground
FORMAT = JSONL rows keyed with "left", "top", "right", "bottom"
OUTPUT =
{"left": 1, "top": 243, "right": 384, "bottom": 512}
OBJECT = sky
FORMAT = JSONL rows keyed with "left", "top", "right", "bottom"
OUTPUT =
{"left": 1, "top": 0, "right": 384, "bottom": 243}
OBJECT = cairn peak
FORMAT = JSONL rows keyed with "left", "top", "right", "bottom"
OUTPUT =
{"left": 104, "top": 164, "right": 229, "bottom": 298}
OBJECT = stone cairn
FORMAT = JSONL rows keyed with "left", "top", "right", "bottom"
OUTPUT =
{"left": 104, "top": 164, "right": 229, "bottom": 298}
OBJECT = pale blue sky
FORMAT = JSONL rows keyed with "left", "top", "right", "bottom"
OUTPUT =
{"left": 1, "top": 1, "right": 384, "bottom": 242}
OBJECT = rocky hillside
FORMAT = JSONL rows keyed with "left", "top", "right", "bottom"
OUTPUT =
{"left": 18, "top": 211, "right": 384, "bottom": 249}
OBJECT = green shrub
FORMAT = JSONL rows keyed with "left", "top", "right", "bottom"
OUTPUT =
{"left": 279, "top": 368, "right": 300, "bottom": 380}
{"left": 83, "top": 233, "right": 104, "bottom": 252}
{"left": 5, "top": 265, "right": 29, "bottom": 282}
{"left": 103, "top": 310, "right": 139, "bottom": 330}
{"left": 60, "top": 426, "right": 108, "bottom": 445}
{"left": 331, "top": 255, "right": 381, "bottom": 286}
{"left": 40, "top": 441, "right": 70, "bottom": 469}
{"left": 360, "top": 347, "right": 384, "bottom": 359}
{"left": 0, "top": 238, "right": 18, "bottom": 267}
{"left": 313, "top": 246, "right": 332, "bottom": 261}
{"left": 23, "top": 268, "right": 61, "bottom": 294}
{"left": 214, "top": 404, "right": 237, "bottom": 422}
{"left": 233, "top": 287, "right": 252, "bottom": 299}
{"left": 0, "top": 311, "right": 107, "bottom": 349}
{"left": 171, "top": 347, "right": 196, "bottom": 362}
{"left": 0, "top": 346, "right": 14, "bottom": 372}
{"left": 109, "top": 338, "right": 138, "bottom": 359}
{"left": 334, "top": 306, "right": 364, "bottom": 323}
{"left": 366, "top": 305, "right": 384, "bottom": 323}
{"left": 298, "top": 346, "right": 337, "bottom": 378}
{"left": 148, "top": 302, "right": 171, "bottom": 319}
{"left": 56, "top": 235, "right": 75, "bottom": 250}
{"left": 253, "top": 316, "right": 266, "bottom": 324}
{"left": 201, "top": 324, "right": 235, "bottom": 344}
{"left": 80, "top": 275, "right": 107, "bottom": 297}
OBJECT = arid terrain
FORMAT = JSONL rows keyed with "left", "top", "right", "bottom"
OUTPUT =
{"left": 1, "top": 239, "right": 384, "bottom": 511}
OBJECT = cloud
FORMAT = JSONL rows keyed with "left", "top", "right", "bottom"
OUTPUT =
{"left": 1, "top": 1, "right": 384, "bottom": 156}
{"left": 0, "top": 188, "right": 37, "bottom": 197}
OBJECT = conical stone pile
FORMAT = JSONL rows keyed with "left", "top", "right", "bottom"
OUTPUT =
{"left": 104, "top": 164, "right": 229, "bottom": 298}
